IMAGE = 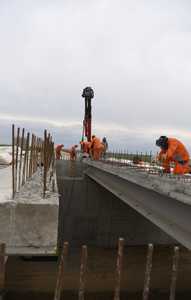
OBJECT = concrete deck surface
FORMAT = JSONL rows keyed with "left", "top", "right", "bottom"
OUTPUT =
{"left": 85, "top": 161, "right": 191, "bottom": 205}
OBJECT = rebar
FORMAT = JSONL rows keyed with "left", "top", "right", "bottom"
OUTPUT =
{"left": 12, "top": 124, "right": 15, "bottom": 198}
{"left": 26, "top": 132, "right": 30, "bottom": 179}
{"left": 22, "top": 132, "right": 30, "bottom": 185}
{"left": 169, "top": 246, "right": 180, "bottom": 300}
{"left": 114, "top": 238, "right": 124, "bottom": 300}
{"left": 54, "top": 241, "right": 69, "bottom": 300}
{"left": 79, "top": 245, "right": 88, "bottom": 300}
{"left": 0, "top": 243, "right": 6, "bottom": 293}
{"left": 11, "top": 125, "right": 55, "bottom": 197}
{"left": 43, "top": 130, "right": 47, "bottom": 198}
{"left": 18, "top": 128, "right": 25, "bottom": 189}
{"left": 142, "top": 243, "right": 154, "bottom": 300}
{"left": 29, "top": 134, "right": 35, "bottom": 178}
{"left": 15, "top": 127, "right": 20, "bottom": 192}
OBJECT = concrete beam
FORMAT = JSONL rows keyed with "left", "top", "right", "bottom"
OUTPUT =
{"left": 56, "top": 160, "right": 174, "bottom": 249}
{"left": 85, "top": 161, "right": 191, "bottom": 249}
{"left": 0, "top": 169, "right": 58, "bottom": 255}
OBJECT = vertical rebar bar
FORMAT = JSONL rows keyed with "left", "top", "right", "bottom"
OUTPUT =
{"left": 15, "top": 127, "right": 20, "bottom": 192}
{"left": 79, "top": 245, "right": 88, "bottom": 300}
{"left": 43, "top": 130, "right": 47, "bottom": 198}
{"left": 114, "top": 238, "right": 124, "bottom": 300}
{"left": 54, "top": 242, "right": 69, "bottom": 300}
{"left": 36, "top": 137, "right": 40, "bottom": 171}
{"left": 26, "top": 133, "right": 30, "bottom": 179}
{"left": 40, "top": 139, "right": 44, "bottom": 168}
{"left": 32, "top": 135, "right": 36, "bottom": 175}
{"left": 29, "top": 134, "right": 35, "bottom": 178}
{"left": 36, "top": 136, "right": 39, "bottom": 171}
{"left": 35, "top": 138, "right": 39, "bottom": 172}
{"left": 12, "top": 124, "right": 15, "bottom": 198}
{"left": 52, "top": 142, "right": 55, "bottom": 171}
{"left": 22, "top": 132, "right": 29, "bottom": 185}
{"left": 18, "top": 128, "right": 25, "bottom": 190}
{"left": 142, "top": 243, "right": 154, "bottom": 300}
{"left": 0, "top": 243, "right": 6, "bottom": 296}
{"left": 169, "top": 246, "right": 180, "bottom": 300}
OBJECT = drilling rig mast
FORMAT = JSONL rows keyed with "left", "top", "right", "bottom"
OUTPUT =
{"left": 82, "top": 86, "right": 94, "bottom": 142}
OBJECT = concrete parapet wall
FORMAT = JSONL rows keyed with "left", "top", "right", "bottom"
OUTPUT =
{"left": 0, "top": 170, "right": 58, "bottom": 255}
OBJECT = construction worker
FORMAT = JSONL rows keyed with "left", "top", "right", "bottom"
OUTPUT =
{"left": 102, "top": 137, "right": 108, "bottom": 158}
{"left": 55, "top": 144, "right": 64, "bottom": 160}
{"left": 69, "top": 145, "right": 78, "bottom": 161}
{"left": 156, "top": 136, "right": 190, "bottom": 175}
{"left": 90, "top": 135, "right": 105, "bottom": 160}
{"left": 80, "top": 140, "right": 91, "bottom": 158}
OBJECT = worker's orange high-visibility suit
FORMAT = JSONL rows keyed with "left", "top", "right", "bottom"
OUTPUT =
{"left": 158, "top": 138, "right": 190, "bottom": 174}
{"left": 56, "top": 144, "right": 63, "bottom": 160}
{"left": 90, "top": 136, "right": 104, "bottom": 160}
{"left": 80, "top": 141, "right": 91, "bottom": 154}
{"left": 69, "top": 146, "right": 77, "bottom": 161}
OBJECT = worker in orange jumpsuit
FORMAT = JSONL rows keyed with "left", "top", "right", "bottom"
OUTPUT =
{"left": 156, "top": 136, "right": 190, "bottom": 174}
{"left": 90, "top": 135, "right": 105, "bottom": 160}
{"left": 69, "top": 145, "right": 78, "bottom": 161}
{"left": 55, "top": 144, "right": 64, "bottom": 160}
{"left": 80, "top": 140, "right": 91, "bottom": 157}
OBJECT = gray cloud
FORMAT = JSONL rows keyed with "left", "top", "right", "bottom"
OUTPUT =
{"left": 1, "top": 0, "right": 191, "bottom": 149}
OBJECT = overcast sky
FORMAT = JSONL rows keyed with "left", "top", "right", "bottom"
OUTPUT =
{"left": 1, "top": 0, "right": 191, "bottom": 150}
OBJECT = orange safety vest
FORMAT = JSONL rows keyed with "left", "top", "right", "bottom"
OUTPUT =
{"left": 91, "top": 137, "right": 103, "bottom": 150}
{"left": 163, "top": 138, "right": 189, "bottom": 163}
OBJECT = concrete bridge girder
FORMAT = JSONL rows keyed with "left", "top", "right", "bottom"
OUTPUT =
{"left": 84, "top": 161, "right": 191, "bottom": 249}
{"left": 56, "top": 160, "right": 175, "bottom": 249}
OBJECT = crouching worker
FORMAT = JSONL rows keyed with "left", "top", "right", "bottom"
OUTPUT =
{"left": 55, "top": 144, "right": 64, "bottom": 160}
{"left": 69, "top": 145, "right": 78, "bottom": 161}
{"left": 156, "top": 136, "right": 190, "bottom": 175}
{"left": 80, "top": 140, "right": 91, "bottom": 158}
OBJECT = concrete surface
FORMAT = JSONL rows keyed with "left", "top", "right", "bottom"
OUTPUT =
{"left": 0, "top": 169, "right": 58, "bottom": 255}
{"left": 56, "top": 160, "right": 174, "bottom": 249}
{"left": 84, "top": 161, "right": 191, "bottom": 249}
{"left": 85, "top": 161, "right": 191, "bottom": 205}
